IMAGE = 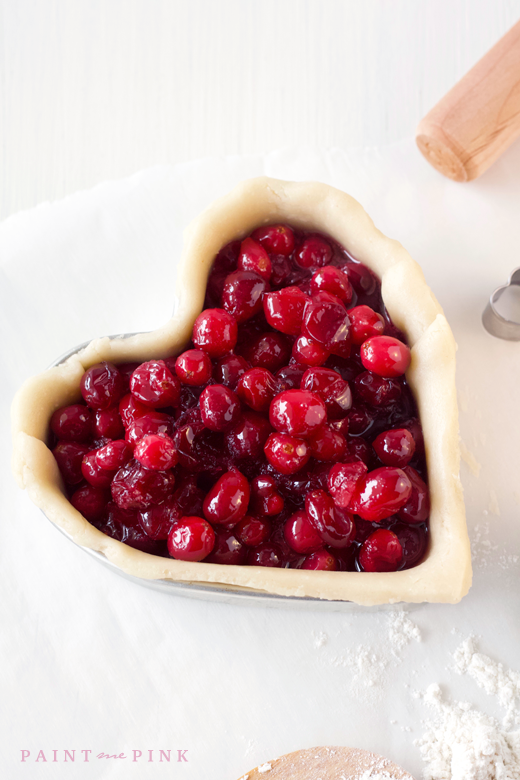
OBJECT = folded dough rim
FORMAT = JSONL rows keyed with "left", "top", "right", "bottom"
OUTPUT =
{"left": 11, "top": 177, "right": 472, "bottom": 605}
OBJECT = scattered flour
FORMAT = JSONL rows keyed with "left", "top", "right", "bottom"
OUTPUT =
{"left": 387, "top": 611, "right": 422, "bottom": 652}
{"left": 257, "top": 763, "right": 272, "bottom": 773}
{"left": 313, "top": 630, "right": 329, "bottom": 649}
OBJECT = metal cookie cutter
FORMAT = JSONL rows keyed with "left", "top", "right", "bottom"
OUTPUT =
{"left": 482, "top": 268, "right": 520, "bottom": 340}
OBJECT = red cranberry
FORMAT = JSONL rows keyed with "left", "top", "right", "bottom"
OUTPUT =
{"left": 350, "top": 467, "right": 412, "bottom": 521}
{"left": 354, "top": 371, "right": 402, "bottom": 407}
{"left": 347, "top": 437, "right": 372, "bottom": 465}
{"left": 300, "top": 549, "right": 338, "bottom": 570}
{"left": 401, "top": 418, "right": 425, "bottom": 457}
{"left": 270, "top": 254, "right": 292, "bottom": 286}
{"left": 138, "top": 501, "right": 177, "bottom": 540}
{"left": 347, "top": 403, "right": 377, "bottom": 436}
{"left": 247, "top": 542, "right": 284, "bottom": 567}
{"left": 170, "top": 474, "right": 205, "bottom": 519}
{"left": 205, "top": 529, "right": 247, "bottom": 565}
{"left": 275, "top": 363, "right": 307, "bottom": 392}
{"left": 327, "top": 461, "right": 368, "bottom": 508}
{"left": 119, "top": 393, "right": 149, "bottom": 428}
{"left": 117, "top": 362, "right": 140, "bottom": 392}
{"left": 193, "top": 308, "right": 238, "bottom": 358}
{"left": 237, "top": 368, "right": 276, "bottom": 412}
{"left": 251, "top": 224, "right": 295, "bottom": 256}
{"left": 234, "top": 515, "right": 271, "bottom": 546}
{"left": 51, "top": 404, "right": 93, "bottom": 442}
{"left": 307, "top": 425, "right": 347, "bottom": 461}
{"left": 175, "top": 349, "right": 212, "bottom": 386}
{"left": 94, "top": 406, "right": 125, "bottom": 439}
{"left": 300, "top": 367, "right": 352, "bottom": 418}
{"left": 134, "top": 434, "right": 178, "bottom": 470}
{"left": 213, "top": 353, "right": 250, "bottom": 389}
{"left": 398, "top": 466, "right": 430, "bottom": 523}
{"left": 200, "top": 384, "right": 241, "bottom": 432}
{"left": 263, "top": 287, "right": 308, "bottom": 335}
{"left": 203, "top": 469, "right": 250, "bottom": 526}
{"left": 53, "top": 442, "right": 91, "bottom": 484}
{"left": 80, "top": 451, "right": 113, "bottom": 488}
{"left": 305, "top": 489, "right": 356, "bottom": 549}
{"left": 225, "top": 412, "right": 272, "bottom": 460}
{"left": 242, "top": 332, "right": 291, "bottom": 373}
{"left": 392, "top": 521, "right": 428, "bottom": 567}
{"left": 249, "top": 475, "right": 284, "bottom": 516}
{"left": 103, "top": 503, "right": 165, "bottom": 554}
{"left": 111, "top": 461, "right": 176, "bottom": 509}
{"left": 360, "top": 336, "right": 411, "bottom": 378}
{"left": 330, "top": 416, "right": 350, "bottom": 438}
{"left": 292, "top": 335, "right": 330, "bottom": 366}
{"left": 296, "top": 236, "right": 332, "bottom": 269}
{"left": 238, "top": 237, "right": 271, "bottom": 281}
{"left": 80, "top": 362, "right": 125, "bottom": 410}
{"left": 347, "top": 263, "right": 378, "bottom": 296}
{"left": 269, "top": 389, "right": 326, "bottom": 438}
{"left": 348, "top": 305, "right": 385, "bottom": 344}
{"left": 264, "top": 432, "right": 310, "bottom": 475}
{"left": 221, "top": 270, "right": 268, "bottom": 323}
{"left": 311, "top": 266, "right": 352, "bottom": 303}
{"left": 373, "top": 428, "right": 416, "bottom": 467}
{"left": 130, "top": 360, "right": 181, "bottom": 408}
{"left": 284, "top": 510, "right": 322, "bottom": 554}
{"left": 70, "top": 484, "right": 109, "bottom": 522}
{"left": 358, "top": 529, "right": 402, "bottom": 572}
{"left": 302, "top": 292, "right": 351, "bottom": 358}
{"left": 125, "top": 411, "right": 175, "bottom": 446}
{"left": 96, "top": 439, "right": 133, "bottom": 470}
{"left": 167, "top": 516, "right": 215, "bottom": 562}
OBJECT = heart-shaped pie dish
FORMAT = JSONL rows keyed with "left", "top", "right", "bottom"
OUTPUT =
{"left": 11, "top": 177, "right": 471, "bottom": 604}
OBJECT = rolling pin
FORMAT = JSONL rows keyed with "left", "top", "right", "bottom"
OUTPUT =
{"left": 416, "top": 19, "right": 520, "bottom": 181}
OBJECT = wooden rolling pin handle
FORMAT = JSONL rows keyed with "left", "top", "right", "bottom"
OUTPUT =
{"left": 416, "top": 19, "right": 520, "bottom": 181}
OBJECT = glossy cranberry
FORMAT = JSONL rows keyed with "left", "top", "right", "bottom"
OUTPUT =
{"left": 263, "top": 287, "right": 308, "bottom": 335}
{"left": 96, "top": 439, "right": 133, "bottom": 470}
{"left": 170, "top": 475, "right": 205, "bottom": 519}
{"left": 347, "top": 263, "right": 378, "bottom": 296}
{"left": 119, "top": 393, "right": 149, "bottom": 428}
{"left": 167, "top": 516, "right": 215, "bottom": 562}
{"left": 111, "top": 461, "right": 176, "bottom": 509}
{"left": 80, "top": 362, "right": 125, "bottom": 410}
{"left": 138, "top": 501, "right": 177, "bottom": 540}
{"left": 205, "top": 529, "right": 248, "bottom": 565}
{"left": 212, "top": 353, "right": 249, "bottom": 389}
{"left": 249, "top": 475, "right": 284, "bottom": 516}
{"left": 53, "top": 442, "right": 91, "bottom": 484}
{"left": 247, "top": 542, "right": 284, "bottom": 567}
{"left": 347, "top": 437, "right": 372, "bottom": 465}
{"left": 175, "top": 349, "right": 212, "bottom": 386}
{"left": 251, "top": 224, "right": 295, "bottom": 256}
{"left": 221, "top": 270, "right": 268, "bottom": 323}
{"left": 347, "top": 403, "right": 377, "bottom": 436}
{"left": 354, "top": 371, "right": 402, "bottom": 407}
{"left": 225, "top": 412, "right": 271, "bottom": 460}
{"left": 392, "top": 521, "right": 428, "bottom": 567}
{"left": 264, "top": 432, "right": 310, "bottom": 475}
{"left": 300, "top": 549, "right": 338, "bottom": 570}
{"left": 237, "top": 368, "right": 276, "bottom": 412}
{"left": 284, "top": 510, "right": 322, "bottom": 554}
{"left": 134, "top": 434, "right": 178, "bottom": 470}
{"left": 373, "top": 428, "right": 415, "bottom": 467}
{"left": 130, "top": 360, "right": 181, "bottom": 408}
{"left": 292, "top": 335, "right": 330, "bottom": 366}
{"left": 102, "top": 504, "right": 165, "bottom": 554}
{"left": 358, "top": 529, "right": 402, "bottom": 572}
{"left": 93, "top": 406, "right": 125, "bottom": 439}
{"left": 296, "top": 236, "right": 332, "bottom": 270}
{"left": 311, "top": 265, "right": 353, "bottom": 303}
{"left": 300, "top": 367, "right": 352, "bottom": 418}
{"left": 192, "top": 308, "right": 238, "bottom": 358}
{"left": 302, "top": 292, "right": 351, "bottom": 358}
{"left": 401, "top": 418, "right": 425, "bottom": 457}
{"left": 327, "top": 461, "right": 368, "bottom": 508}
{"left": 238, "top": 237, "right": 271, "bottom": 281}
{"left": 307, "top": 425, "right": 347, "bottom": 461}
{"left": 350, "top": 467, "right": 412, "bottom": 521}
{"left": 50, "top": 404, "right": 93, "bottom": 442}
{"left": 242, "top": 332, "right": 291, "bottom": 373}
{"left": 398, "top": 466, "right": 430, "bottom": 523}
{"left": 305, "top": 489, "right": 356, "bottom": 549}
{"left": 348, "top": 305, "right": 385, "bottom": 344}
{"left": 270, "top": 254, "right": 292, "bottom": 286}
{"left": 70, "top": 484, "right": 109, "bottom": 522}
{"left": 117, "top": 362, "right": 141, "bottom": 392}
{"left": 203, "top": 469, "right": 250, "bottom": 526}
{"left": 269, "top": 389, "right": 326, "bottom": 438}
{"left": 125, "top": 412, "right": 175, "bottom": 446}
{"left": 81, "top": 451, "right": 114, "bottom": 488}
{"left": 275, "top": 363, "right": 307, "bottom": 392}
{"left": 360, "top": 336, "right": 411, "bottom": 378}
{"left": 199, "top": 384, "right": 241, "bottom": 432}
{"left": 234, "top": 515, "right": 271, "bottom": 547}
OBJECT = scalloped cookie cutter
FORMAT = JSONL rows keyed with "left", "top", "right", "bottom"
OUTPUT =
{"left": 482, "top": 268, "right": 520, "bottom": 340}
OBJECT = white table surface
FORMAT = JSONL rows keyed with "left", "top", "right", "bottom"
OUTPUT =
{"left": 3, "top": 4, "right": 520, "bottom": 780}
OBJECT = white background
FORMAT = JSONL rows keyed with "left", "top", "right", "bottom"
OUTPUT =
{"left": 2, "top": 3, "right": 520, "bottom": 780}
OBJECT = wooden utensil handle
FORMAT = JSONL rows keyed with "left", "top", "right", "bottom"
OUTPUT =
{"left": 416, "top": 20, "right": 520, "bottom": 181}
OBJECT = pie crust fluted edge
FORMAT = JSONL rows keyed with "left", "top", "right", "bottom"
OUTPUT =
{"left": 11, "top": 177, "right": 472, "bottom": 604}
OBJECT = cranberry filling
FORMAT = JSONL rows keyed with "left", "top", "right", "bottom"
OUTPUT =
{"left": 52, "top": 225, "right": 430, "bottom": 574}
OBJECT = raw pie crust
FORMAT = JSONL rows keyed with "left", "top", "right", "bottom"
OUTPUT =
{"left": 11, "top": 177, "right": 472, "bottom": 604}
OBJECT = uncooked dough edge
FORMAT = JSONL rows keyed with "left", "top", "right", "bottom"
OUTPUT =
{"left": 11, "top": 177, "right": 471, "bottom": 604}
